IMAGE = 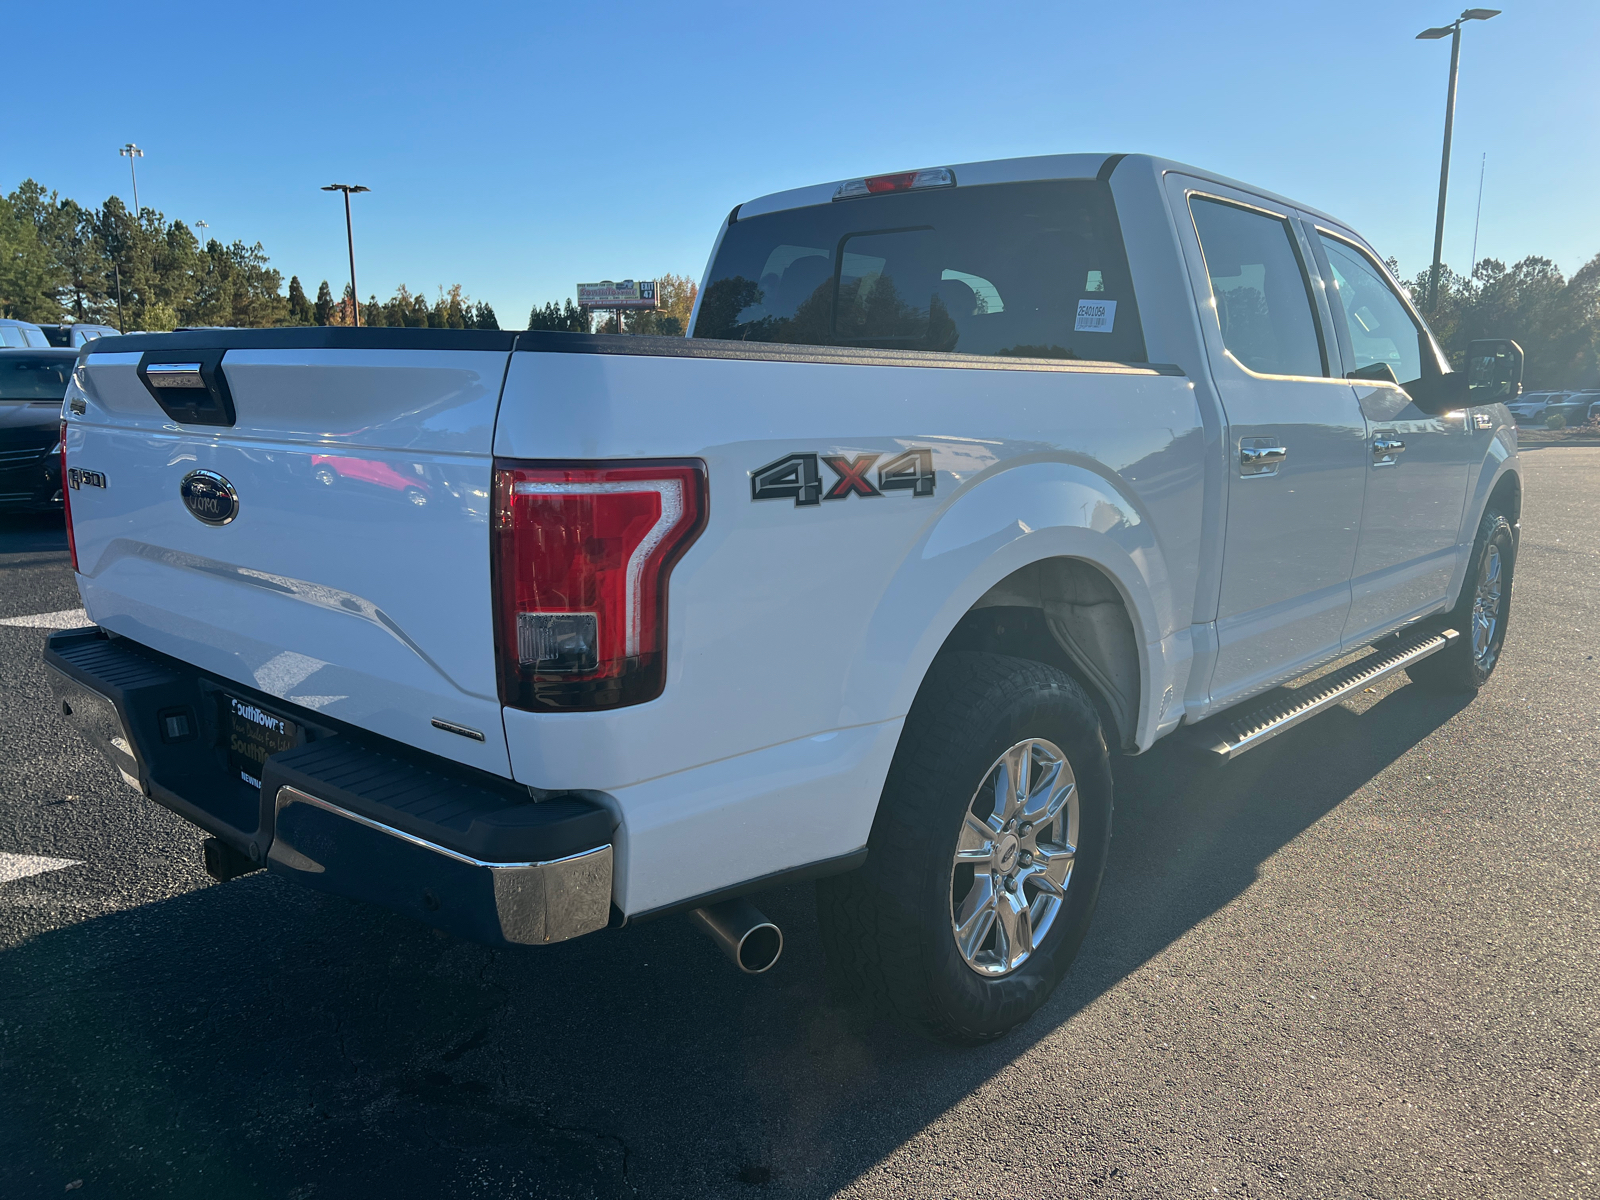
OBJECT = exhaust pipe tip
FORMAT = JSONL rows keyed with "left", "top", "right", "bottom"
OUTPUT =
{"left": 689, "top": 898, "right": 783, "bottom": 974}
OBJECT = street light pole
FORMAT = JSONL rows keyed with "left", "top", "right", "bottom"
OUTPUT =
{"left": 1417, "top": 9, "right": 1500, "bottom": 313}
{"left": 195, "top": 220, "right": 209, "bottom": 247}
{"left": 321, "top": 184, "right": 370, "bottom": 327}
{"left": 119, "top": 143, "right": 144, "bottom": 216}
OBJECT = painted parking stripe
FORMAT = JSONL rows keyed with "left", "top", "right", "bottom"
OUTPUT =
{"left": 0, "top": 853, "right": 81, "bottom": 884}
{"left": 0, "top": 608, "right": 89, "bottom": 629}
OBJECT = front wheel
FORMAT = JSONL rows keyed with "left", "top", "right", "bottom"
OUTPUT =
{"left": 816, "top": 652, "right": 1113, "bottom": 1044}
{"left": 1408, "top": 506, "right": 1515, "bottom": 692}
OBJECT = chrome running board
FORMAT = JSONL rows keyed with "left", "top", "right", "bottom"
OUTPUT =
{"left": 1184, "top": 628, "right": 1460, "bottom": 762}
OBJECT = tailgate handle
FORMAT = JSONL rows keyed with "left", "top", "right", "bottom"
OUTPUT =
{"left": 145, "top": 363, "right": 205, "bottom": 389}
{"left": 136, "top": 349, "right": 237, "bottom": 427}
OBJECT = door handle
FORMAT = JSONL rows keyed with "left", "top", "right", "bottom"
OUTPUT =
{"left": 1240, "top": 445, "right": 1287, "bottom": 467}
{"left": 1372, "top": 436, "right": 1406, "bottom": 460}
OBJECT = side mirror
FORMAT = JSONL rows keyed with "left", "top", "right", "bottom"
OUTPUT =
{"left": 1468, "top": 338, "right": 1524, "bottom": 401}
{"left": 1348, "top": 361, "right": 1400, "bottom": 386}
{"left": 1405, "top": 369, "right": 1470, "bottom": 413}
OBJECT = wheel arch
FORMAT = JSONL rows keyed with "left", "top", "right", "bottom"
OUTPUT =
{"left": 857, "top": 460, "right": 1181, "bottom": 756}
{"left": 1448, "top": 457, "right": 1522, "bottom": 610}
{"left": 1485, "top": 464, "right": 1522, "bottom": 525}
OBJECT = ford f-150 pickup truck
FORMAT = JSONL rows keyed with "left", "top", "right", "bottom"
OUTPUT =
{"left": 46, "top": 153, "right": 1523, "bottom": 1043}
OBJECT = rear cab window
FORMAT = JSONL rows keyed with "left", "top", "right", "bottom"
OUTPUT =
{"left": 694, "top": 180, "right": 1148, "bottom": 363}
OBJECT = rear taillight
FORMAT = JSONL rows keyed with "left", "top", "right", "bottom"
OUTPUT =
{"left": 59, "top": 421, "right": 78, "bottom": 573}
{"left": 493, "top": 459, "right": 707, "bottom": 712}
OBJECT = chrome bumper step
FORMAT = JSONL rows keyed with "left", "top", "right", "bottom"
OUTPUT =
{"left": 1184, "top": 628, "right": 1460, "bottom": 761}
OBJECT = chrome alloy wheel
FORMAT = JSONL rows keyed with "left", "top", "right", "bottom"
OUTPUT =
{"left": 950, "top": 738, "right": 1079, "bottom": 977}
{"left": 1471, "top": 542, "right": 1504, "bottom": 671}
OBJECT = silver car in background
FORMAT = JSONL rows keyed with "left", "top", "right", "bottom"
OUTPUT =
{"left": 0, "top": 319, "right": 51, "bottom": 348}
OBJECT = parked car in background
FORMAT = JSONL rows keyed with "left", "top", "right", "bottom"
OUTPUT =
{"left": 37, "top": 324, "right": 120, "bottom": 349}
{"left": 0, "top": 348, "right": 74, "bottom": 510}
{"left": 1506, "top": 391, "right": 1567, "bottom": 424}
{"left": 1551, "top": 390, "right": 1600, "bottom": 425}
{"left": 0, "top": 319, "right": 52, "bottom": 348}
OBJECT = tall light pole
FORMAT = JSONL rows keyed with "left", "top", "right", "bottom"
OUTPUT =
{"left": 1417, "top": 8, "right": 1500, "bottom": 313}
{"left": 119, "top": 143, "right": 144, "bottom": 216}
{"left": 321, "top": 183, "right": 370, "bottom": 327}
{"left": 195, "top": 220, "right": 210, "bottom": 246}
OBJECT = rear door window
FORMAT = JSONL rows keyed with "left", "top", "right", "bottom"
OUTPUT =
{"left": 1188, "top": 197, "right": 1326, "bottom": 378}
{"left": 695, "top": 180, "right": 1147, "bottom": 363}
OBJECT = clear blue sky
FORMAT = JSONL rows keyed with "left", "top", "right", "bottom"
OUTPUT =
{"left": 5, "top": 1, "right": 1595, "bottom": 325}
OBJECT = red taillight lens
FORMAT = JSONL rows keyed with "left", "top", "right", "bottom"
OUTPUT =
{"left": 59, "top": 421, "right": 78, "bottom": 573}
{"left": 493, "top": 459, "right": 707, "bottom": 711}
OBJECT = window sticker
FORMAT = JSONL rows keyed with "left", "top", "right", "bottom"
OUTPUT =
{"left": 1075, "top": 298, "right": 1117, "bottom": 332}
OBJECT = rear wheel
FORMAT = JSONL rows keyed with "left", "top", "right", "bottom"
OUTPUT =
{"left": 1407, "top": 506, "right": 1515, "bottom": 692}
{"left": 816, "top": 651, "right": 1113, "bottom": 1044}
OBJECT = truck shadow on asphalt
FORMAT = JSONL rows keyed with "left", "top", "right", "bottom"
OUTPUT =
{"left": 0, "top": 682, "right": 1473, "bottom": 1199}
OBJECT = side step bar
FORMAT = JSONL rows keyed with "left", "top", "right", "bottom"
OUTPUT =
{"left": 1185, "top": 628, "right": 1460, "bottom": 762}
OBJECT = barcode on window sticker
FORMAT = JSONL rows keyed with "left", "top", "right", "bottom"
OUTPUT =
{"left": 1075, "top": 299, "right": 1117, "bottom": 333}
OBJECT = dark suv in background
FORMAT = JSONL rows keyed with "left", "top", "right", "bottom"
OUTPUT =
{"left": 0, "top": 349, "right": 75, "bottom": 511}
{"left": 36, "top": 324, "right": 119, "bottom": 348}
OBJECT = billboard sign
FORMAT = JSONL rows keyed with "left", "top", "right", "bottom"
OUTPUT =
{"left": 576, "top": 280, "right": 658, "bottom": 310}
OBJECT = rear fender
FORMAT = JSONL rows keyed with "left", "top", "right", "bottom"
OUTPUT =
{"left": 850, "top": 460, "right": 1181, "bottom": 752}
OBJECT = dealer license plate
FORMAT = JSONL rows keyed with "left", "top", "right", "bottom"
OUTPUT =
{"left": 220, "top": 693, "right": 301, "bottom": 789}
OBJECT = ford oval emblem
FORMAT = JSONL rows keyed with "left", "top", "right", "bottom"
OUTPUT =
{"left": 180, "top": 470, "right": 239, "bottom": 526}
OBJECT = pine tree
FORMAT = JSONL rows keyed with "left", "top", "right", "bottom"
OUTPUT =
{"left": 313, "top": 280, "right": 334, "bottom": 325}
{"left": 472, "top": 301, "right": 499, "bottom": 330}
{"left": 286, "top": 276, "right": 313, "bottom": 325}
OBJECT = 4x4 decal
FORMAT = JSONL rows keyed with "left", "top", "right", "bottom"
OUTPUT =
{"left": 751, "top": 449, "right": 935, "bottom": 507}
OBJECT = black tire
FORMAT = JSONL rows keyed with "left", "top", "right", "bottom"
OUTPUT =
{"left": 816, "top": 651, "right": 1113, "bottom": 1044}
{"left": 1407, "top": 506, "right": 1515, "bottom": 693}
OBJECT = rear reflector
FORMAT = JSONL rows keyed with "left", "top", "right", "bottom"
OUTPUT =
{"left": 833, "top": 167, "right": 955, "bottom": 201}
{"left": 493, "top": 459, "right": 707, "bottom": 712}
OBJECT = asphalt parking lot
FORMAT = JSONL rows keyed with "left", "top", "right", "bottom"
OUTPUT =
{"left": 1, "top": 448, "right": 1595, "bottom": 1200}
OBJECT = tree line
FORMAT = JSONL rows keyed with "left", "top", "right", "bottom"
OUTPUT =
{"left": 13, "top": 172, "right": 1584, "bottom": 382}
{"left": 1398, "top": 254, "right": 1600, "bottom": 391}
{"left": 525, "top": 273, "right": 699, "bottom": 336}
{"left": 0, "top": 179, "right": 498, "bottom": 332}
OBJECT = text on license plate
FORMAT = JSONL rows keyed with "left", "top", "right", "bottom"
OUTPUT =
{"left": 221, "top": 693, "right": 300, "bottom": 789}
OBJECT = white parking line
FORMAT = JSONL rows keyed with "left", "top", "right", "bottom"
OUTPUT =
{"left": 0, "top": 853, "right": 81, "bottom": 884}
{"left": 0, "top": 608, "right": 89, "bottom": 629}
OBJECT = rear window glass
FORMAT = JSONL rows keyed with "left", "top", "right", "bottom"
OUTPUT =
{"left": 0, "top": 355, "right": 74, "bottom": 400}
{"left": 694, "top": 180, "right": 1147, "bottom": 362}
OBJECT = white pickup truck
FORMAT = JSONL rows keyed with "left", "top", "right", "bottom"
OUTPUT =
{"left": 47, "top": 153, "right": 1523, "bottom": 1043}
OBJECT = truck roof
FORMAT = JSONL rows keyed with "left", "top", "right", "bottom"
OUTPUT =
{"left": 734, "top": 152, "right": 1343, "bottom": 228}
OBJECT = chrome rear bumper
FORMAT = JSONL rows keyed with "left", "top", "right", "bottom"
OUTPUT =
{"left": 44, "top": 626, "right": 615, "bottom": 948}
{"left": 269, "top": 785, "right": 612, "bottom": 945}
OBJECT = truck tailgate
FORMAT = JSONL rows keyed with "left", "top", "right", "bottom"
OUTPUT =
{"left": 67, "top": 335, "right": 515, "bottom": 776}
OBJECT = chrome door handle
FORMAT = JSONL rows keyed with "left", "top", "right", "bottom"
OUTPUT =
{"left": 1372, "top": 436, "right": 1406, "bottom": 459}
{"left": 1240, "top": 445, "right": 1287, "bottom": 467}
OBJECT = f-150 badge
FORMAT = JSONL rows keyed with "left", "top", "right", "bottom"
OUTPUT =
{"left": 751, "top": 449, "right": 935, "bottom": 507}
